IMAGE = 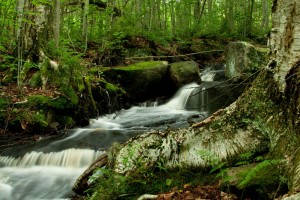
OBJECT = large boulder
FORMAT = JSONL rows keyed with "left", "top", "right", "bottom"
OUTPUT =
{"left": 103, "top": 61, "right": 201, "bottom": 103}
{"left": 169, "top": 61, "right": 200, "bottom": 88}
{"left": 225, "top": 41, "right": 266, "bottom": 79}
{"left": 103, "top": 61, "right": 170, "bottom": 102}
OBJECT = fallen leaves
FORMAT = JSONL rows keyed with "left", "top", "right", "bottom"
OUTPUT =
{"left": 157, "top": 184, "right": 237, "bottom": 200}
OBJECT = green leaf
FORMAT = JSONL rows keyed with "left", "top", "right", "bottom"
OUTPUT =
{"left": 210, "top": 162, "right": 226, "bottom": 173}
{"left": 166, "top": 179, "right": 173, "bottom": 186}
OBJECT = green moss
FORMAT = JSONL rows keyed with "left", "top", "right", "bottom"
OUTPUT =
{"left": 84, "top": 76, "right": 97, "bottom": 112}
{"left": 105, "top": 82, "right": 125, "bottom": 94}
{"left": 115, "top": 61, "right": 168, "bottom": 71}
{"left": 27, "top": 95, "right": 51, "bottom": 108}
{"left": 59, "top": 85, "right": 79, "bottom": 106}
{"left": 48, "top": 97, "right": 71, "bottom": 110}
{"left": 87, "top": 168, "right": 215, "bottom": 200}
{"left": 27, "top": 95, "right": 75, "bottom": 110}
{"left": 88, "top": 67, "right": 104, "bottom": 76}
{"left": 28, "top": 72, "right": 43, "bottom": 87}
{"left": 0, "top": 97, "right": 9, "bottom": 110}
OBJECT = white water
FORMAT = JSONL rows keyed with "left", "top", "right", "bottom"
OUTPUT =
{"left": 200, "top": 68, "right": 225, "bottom": 82}
{"left": 0, "top": 83, "right": 207, "bottom": 200}
{"left": 0, "top": 149, "right": 105, "bottom": 200}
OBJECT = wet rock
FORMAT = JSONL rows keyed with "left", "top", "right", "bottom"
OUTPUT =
{"left": 103, "top": 61, "right": 166, "bottom": 103}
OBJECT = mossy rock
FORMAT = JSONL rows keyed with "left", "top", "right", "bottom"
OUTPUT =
{"left": 225, "top": 41, "right": 266, "bottom": 79}
{"left": 169, "top": 61, "right": 200, "bottom": 89}
{"left": 103, "top": 61, "right": 170, "bottom": 102}
{"left": 27, "top": 95, "right": 75, "bottom": 110}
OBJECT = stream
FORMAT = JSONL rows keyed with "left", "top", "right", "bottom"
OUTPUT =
{"left": 0, "top": 68, "right": 241, "bottom": 200}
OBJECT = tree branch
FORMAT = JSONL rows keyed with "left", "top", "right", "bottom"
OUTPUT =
{"left": 125, "top": 50, "right": 223, "bottom": 60}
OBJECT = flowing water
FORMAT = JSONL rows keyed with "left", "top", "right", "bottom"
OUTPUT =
{"left": 0, "top": 83, "right": 208, "bottom": 200}
{"left": 0, "top": 68, "right": 242, "bottom": 200}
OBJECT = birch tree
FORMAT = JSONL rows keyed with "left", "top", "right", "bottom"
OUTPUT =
{"left": 16, "top": 0, "right": 26, "bottom": 87}
{"left": 82, "top": 0, "right": 89, "bottom": 52}
{"left": 53, "top": 0, "right": 61, "bottom": 48}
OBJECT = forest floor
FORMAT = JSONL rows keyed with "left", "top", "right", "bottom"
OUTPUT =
{"left": 156, "top": 184, "right": 238, "bottom": 200}
{"left": 0, "top": 83, "right": 60, "bottom": 151}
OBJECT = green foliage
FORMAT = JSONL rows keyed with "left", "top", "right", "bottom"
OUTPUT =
{"left": 31, "top": 111, "right": 48, "bottom": 127}
{"left": 87, "top": 168, "right": 129, "bottom": 200}
{"left": 237, "top": 159, "right": 280, "bottom": 189}
{"left": 28, "top": 72, "right": 43, "bottom": 87}
{"left": 27, "top": 95, "right": 74, "bottom": 110}
{"left": 105, "top": 82, "right": 125, "bottom": 95}
{"left": 235, "top": 152, "right": 255, "bottom": 166}
{"left": 40, "top": 40, "right": 86, "bottom": 92}
{"left": 59, "top": 85, "right": 78, "bottom": 106}
{"left": 87, "top": 167, "right": 215, "bottom": 200}
{"left": 27, "top": 95, "right": 51, "bottom": 108}
{"left": 47, "top": 97, "right": 70, "bottom": 110}
{"left": 11, "top": 108, "right": 48, "bottom": 128}
{"left": 0, "top": 98, "right": 9, "bottom": 110}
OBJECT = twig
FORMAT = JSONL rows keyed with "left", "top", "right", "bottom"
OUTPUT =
{"left": 125, "top": 50, "right": 223, "bottom": 60}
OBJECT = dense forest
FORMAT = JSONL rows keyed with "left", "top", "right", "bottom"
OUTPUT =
{"left": 1, "top": 0, "right": 300, "bottom": 200}
{"left": 0, "top": 0, "right": 272, "bottom": 136}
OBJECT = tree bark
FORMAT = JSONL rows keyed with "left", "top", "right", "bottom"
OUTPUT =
{"left": 53, "top": 0, "right": 61, "bottom": 48}
{"left": 82, "top": 0, "right": 89, "bottom": 52}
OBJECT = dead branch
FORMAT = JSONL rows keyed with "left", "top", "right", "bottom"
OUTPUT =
{"left": 125, "top": 50, "right": 223, "bottom": 60}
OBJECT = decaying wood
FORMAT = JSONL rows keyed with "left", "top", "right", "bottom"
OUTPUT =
{"left": 73, "top": 153, "right": 108, "bottom": 195}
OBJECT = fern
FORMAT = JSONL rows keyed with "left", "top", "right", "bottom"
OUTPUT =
{"left": 210, "top": 162, "right": 226, "bottom": 174}
{"left": 238, "top": 159, "right": 279, "bottom": 188}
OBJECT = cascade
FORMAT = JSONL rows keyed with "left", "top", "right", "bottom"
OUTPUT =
{"left": 0, "top": 149, "right": 104, "bottom": 167}
{"left": 165, "top": 82, "right": 199, "bottom": 110}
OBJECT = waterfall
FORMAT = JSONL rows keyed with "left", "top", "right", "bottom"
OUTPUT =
{"left": 0, "top": 149, "right": 104, "bottom": 168}
{"left": 200, "top": 68, "right": 225, "bottom": 82}
{"left": 0, "top": 149, "right": 105, "bottom": 200}
{"left": 165, "top": 82, "right": 199, "bottom": 110}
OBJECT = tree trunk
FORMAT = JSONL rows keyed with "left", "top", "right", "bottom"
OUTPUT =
{"left": 226, "top": 0, "right": 234, "bottom": 34}
{"left": 53, "top": 0, "right": 61, "bottom": 48}
{"left": 261, "top": 0, "right": 270, "bottom": 33}
{"left": 82, "top": 0, "right": 89, "bottom": 52}
{"left": 16, "top": 0, "right": 25, "bottom": 87}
